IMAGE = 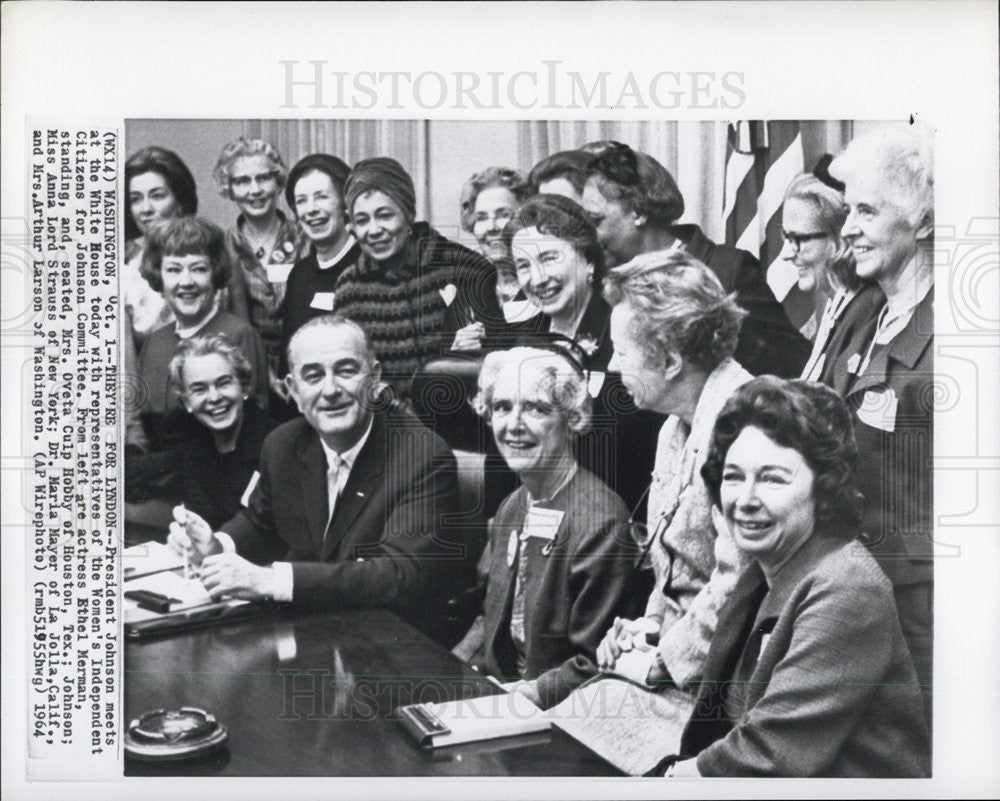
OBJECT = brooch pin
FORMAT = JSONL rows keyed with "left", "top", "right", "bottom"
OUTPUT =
{"left": 576, "top": 334, "right": 599, "bottom": 358}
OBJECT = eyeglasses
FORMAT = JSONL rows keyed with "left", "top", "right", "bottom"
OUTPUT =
{"left": 231, "top": 171, "right": 279, "bottom": 190}
{"left": 628, "top": 481, "right": 681, "bottom": 579}
{"left": 781, "top": 230, "right": 827, "bottom": 251}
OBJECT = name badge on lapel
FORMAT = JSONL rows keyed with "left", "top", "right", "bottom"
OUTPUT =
{"left": 523, "top": 507, "right": 564, "bottom": 544}
{"left": 502, "top": 298, "right": 540, "bottom": 324}
{"left": 266, "top": 262, "right": 294, "bottom": 285}
{"left": 856, "top": 386, "right": 898, "bottom": 433}
{"left": 310, "top": 292, "right": 335, "bottom": 311}
{"left": 439, "top": 283, "right": 458, "bottom": 307}
{"left": 846, "top": 353, "right": 861, "bottom": 375}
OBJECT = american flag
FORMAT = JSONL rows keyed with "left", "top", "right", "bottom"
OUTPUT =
{"left": 723, "top": 121, "right": 805, "bottom": 302}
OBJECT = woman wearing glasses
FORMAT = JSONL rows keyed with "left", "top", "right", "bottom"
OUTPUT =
{"left": 214, "top": 137, "right": 305, "bottom": 407}
{"left": 452, "top": 347, "right": 639, "bottom": 708}
{"left": 581, "top": 142, "right": 810, "bottom": 378}
{"left": 458, "top": 166, "right": 538, "bottom": 328}
{"left": 595, "top": 249, "right": 753, "bottom": 694}
{"left": 778, "top": 173, "right": 873, "bottom": 381}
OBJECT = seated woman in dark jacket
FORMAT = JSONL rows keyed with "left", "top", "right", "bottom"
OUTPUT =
{"left": 665, "top": 376, "right": 929, "bottom": 777}
{"left": 169, "top": 334, "right": 272, "bottom": 530}
{"left": 452, "top": 347, "right": 640, "bottom": 709}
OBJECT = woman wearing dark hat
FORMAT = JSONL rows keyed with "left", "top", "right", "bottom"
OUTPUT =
{"left": 279, "top": 153, "right": 361, "bottom": 378}
{"left": 334, "top": 157, "right": 504, "bottom": 396}
{"left": 582, "top": 142, "right": 811, "bottom": 378}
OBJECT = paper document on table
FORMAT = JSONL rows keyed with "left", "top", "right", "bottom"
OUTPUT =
{"left": 123, "top": 571, "right": 216, "bottom": 623}
{"left": 547, "top": 676, "right": 695, "bottom": 776}
{"left": 123, "top": 541, "right": 185, "bottom": 580}
{"left": 398, "top": 690, "right": 550, "bottom": 748}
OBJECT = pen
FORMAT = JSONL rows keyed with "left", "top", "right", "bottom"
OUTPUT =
{"left": 180, "top": 503, "right": 192, "bottom": 582}
{"left": 484, "top": 674, "right": 507, "bottom": 692}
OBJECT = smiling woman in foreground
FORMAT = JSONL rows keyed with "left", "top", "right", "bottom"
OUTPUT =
{"left": 452, "top": 347, "right": 639, "bottom": 708}
{"left": 667, "top": 376, "right": 929, "bottom": 778}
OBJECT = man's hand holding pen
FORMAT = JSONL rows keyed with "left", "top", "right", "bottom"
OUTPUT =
{"left": 167, "top": 506, "right": 277, "bottom": 601}
{"left": 167, "top": 505, "right": 222, "bottom": 569}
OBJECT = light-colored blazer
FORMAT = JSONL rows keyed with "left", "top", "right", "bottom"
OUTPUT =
{"left": 644, "top": 357, "right": 753, "bottom": 687}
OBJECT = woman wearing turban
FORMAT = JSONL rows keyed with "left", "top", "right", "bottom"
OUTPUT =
{"left": 334, "top": 157, "right": 505, "bottom": 397}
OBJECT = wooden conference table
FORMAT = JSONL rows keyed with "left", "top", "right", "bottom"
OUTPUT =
{"left": 124, "top": 607, "right": 620, "bottom": 777}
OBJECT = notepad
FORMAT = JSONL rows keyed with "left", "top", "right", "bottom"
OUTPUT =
{"left": 546, "top": 676, "right": 695, "bottom": 776}
{"left": 123, "top": 541, "right": 185, "bottom": 580}
{"left": 398, "top": 690, "right": 550, "bottom": 748}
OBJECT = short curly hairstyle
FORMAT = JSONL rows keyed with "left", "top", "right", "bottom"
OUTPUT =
{"left": 169, "top": 333, "right": 254, "bottom": 397}
{"left": 124, "top": 146, "right": 198, "bottom": 241}
{"left": 501, "top": 193, "right": 606, "bottom": 283}
{"left": 585, "top": 142, "right": 685, "bottom": 228}
{"left": 459, "top": 166, "right": 531, "bottom": 233}
{"left": 701, "top": 376, "right": 864, "bottom": 540}
{"left": 473, "top": 346, "right": 592, "bottom": 436}
{"left": 140, "top": 216, "right": 232, "bottom": 294}
{"left": 213, "top": 137, "right": 289, "bottom": 200}
{"left": 603, "top": 249, "right": 746, "bottom": 372}
{"left": 830, "top": 122, "right": 934, "bottom": 229}
{"left": 783, "top": 173, "right": 861, "bottom": 292}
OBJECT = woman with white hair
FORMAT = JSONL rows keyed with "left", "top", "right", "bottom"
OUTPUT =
{"left": 452, "top": 347, "right": 640, "bottom": 709}
{"left": 817, "top": 122, "right": 935, "bottom": 723}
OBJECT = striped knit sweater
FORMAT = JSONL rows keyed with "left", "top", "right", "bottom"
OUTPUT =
{"left": 333, "top": 222, "right": 501, "bottom": 395}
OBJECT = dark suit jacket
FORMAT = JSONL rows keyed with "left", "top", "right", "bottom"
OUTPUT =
{"left": 476, "top": 468, "right": 643, "bottom": 709}
{"left": 819, "top": 286, "right": 934, "bottom": 578}
{"left": 681, "top": 536, "right": 929, "bottom": 777}
{"left": 671, "top": 224, "right": 811, "bottom": 378}
{"left": 817, "top": 286, "right": 934, "bottom": 714}
{"left": 221, "top": 403, "right": 469, "bottom": 633}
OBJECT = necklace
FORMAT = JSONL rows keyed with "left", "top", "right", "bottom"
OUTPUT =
{"left": 243, "top": 221, "right": 280, "bottom": 261}
{"left": 526, "top": 463, "right": 578, "bottom": 506}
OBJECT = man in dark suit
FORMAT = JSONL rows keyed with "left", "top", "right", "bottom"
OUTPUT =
{"left": 817, "top": 123, "right": 935, "bottom": 723}
{"left": 169, "top": 314, "right": 468, "bottom": 633}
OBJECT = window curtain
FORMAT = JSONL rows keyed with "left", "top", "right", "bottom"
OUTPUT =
{"left": 243, "top": 119, "right": 431, "bottom": 220}
{"left": 516, "top": 120, "right": 853, "bottom": 242}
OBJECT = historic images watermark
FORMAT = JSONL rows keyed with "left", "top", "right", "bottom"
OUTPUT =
{"left": 279, "top": 61, "right": 747, "bottom": 111}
